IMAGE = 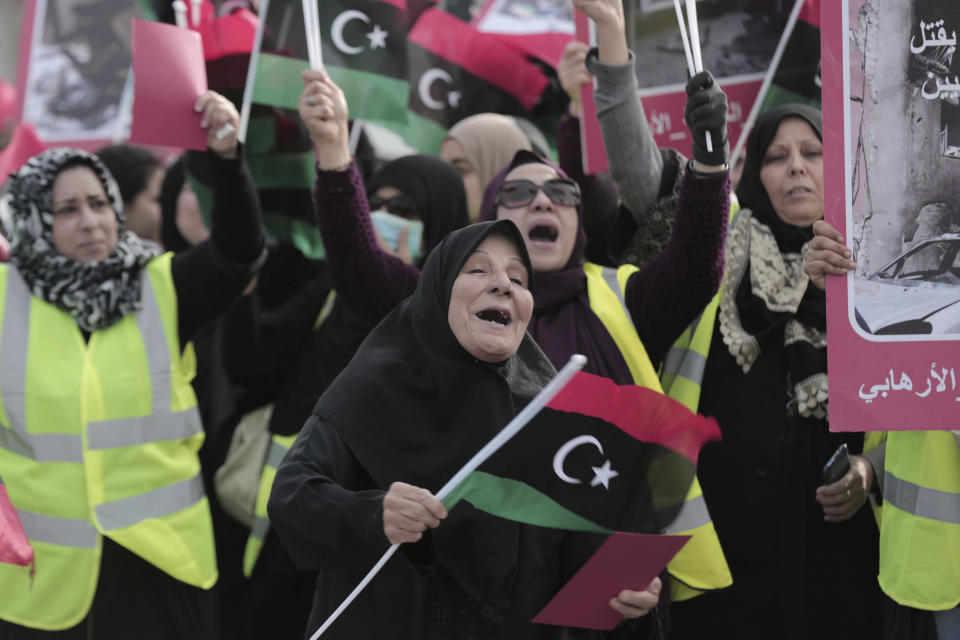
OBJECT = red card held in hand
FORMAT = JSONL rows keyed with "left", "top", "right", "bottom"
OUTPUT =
{"left": 533, "top": 532, "right": 690, "bottom": 630}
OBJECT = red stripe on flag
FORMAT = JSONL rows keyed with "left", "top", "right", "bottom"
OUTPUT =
{"left": 546, "top": 372, "right": 721, "bottom": 464}
{"left": 799, "top": 0, "right": 819, "bottom": 27}
{"left": 408, "top": 8, "right": 548, "bottom": 111}
{"left": 379, "top": 0, "right": 407, "bottom": 9}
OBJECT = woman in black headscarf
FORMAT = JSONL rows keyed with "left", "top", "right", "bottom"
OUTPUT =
{"left": 267, "top": 220, "right": 661, "bottom": 639}
{"left": 669, "top": 105, "right": 883, "bottom": 640}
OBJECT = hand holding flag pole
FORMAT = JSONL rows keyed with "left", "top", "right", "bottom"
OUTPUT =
{"left": 672, "top": 0, "right": 713, "bottom": 154}
{"left": 308, "top": 354, "right": 589, "bottom": 640}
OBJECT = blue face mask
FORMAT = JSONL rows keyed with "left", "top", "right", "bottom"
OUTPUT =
{"left": 370, "top": 210, "right": 424, "bottom": 261}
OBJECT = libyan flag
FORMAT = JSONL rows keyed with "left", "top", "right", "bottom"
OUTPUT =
{"left": 758, "top": 0, "right": 821, "bottom": 112}
{"left": 405, "top": 7, "right": 550, "bottom": 152}
{"left": 251, "top": 0, "right": 410, "bottom": 128}
{"left": 442, "top": 372, "right": 720, "bottom": 535}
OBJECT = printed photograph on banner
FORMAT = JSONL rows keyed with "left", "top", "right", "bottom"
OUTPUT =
{"left": 474, "top": 0, "right": 574, "bottom": 34}
{"left": 19, "top": 0, "right": 139, "bottom": 143}
{"left": 822, "top": 0, "right": 960, "bottom": 430}
{"left": 471, "top": 0, "right": 575, "bottom": 63}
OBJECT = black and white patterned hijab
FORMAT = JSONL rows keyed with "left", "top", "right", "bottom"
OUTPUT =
{"left": 0, "top": 147, "right": 162, "bottom": 332}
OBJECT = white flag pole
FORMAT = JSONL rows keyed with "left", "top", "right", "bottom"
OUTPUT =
{"left": 308, "top": 353, "right": 588, "bottom": 639}
{"left": 238, "top": 0, "right": 271, "bottom": 144}
{"left": 728, "top": 0, "right": 805, "bottom": 171}
{"left": 302, "top": 0, "right": 323, "bottom": 70}
{"left": 172, "top": 0, "right": 188, "bottom": 28}
{"left": 682, "top": 0, "right": 713, "bottom": 153}
{"left": 671, "top": 0, "right": 695, "bottom": 77}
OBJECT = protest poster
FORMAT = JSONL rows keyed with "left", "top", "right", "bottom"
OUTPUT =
{"left": 15, "top": 0, "right": 151, "bottom": 148}
{"left": 578, "top": 0, "right": 789, "bottom": 174}
{"left": 472, "top": 0, "right": 575, "bottom": 65}
{"left": 823, "top": 0, "right": 960, "bottom": 430}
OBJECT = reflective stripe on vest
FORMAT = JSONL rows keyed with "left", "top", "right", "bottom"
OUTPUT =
{"left": 96, "top": 473, "right": 205, "bottom": 531}
{"left": 879, "top": 431, "right": 960, "bottom": 610}
{"left": 660, "top": 494, "right": 711, "bottom": 534}
{"left": 659, "top": 295, "right": 719, "bottom": 413}
{"left": 243, "top": 433, "right": 297, "bottom": 577}
{"left": 17, "top": 507, "right": 99, "bottom": 549}
{"left": 884, "top": 470, "right": 960, "bottom": 525}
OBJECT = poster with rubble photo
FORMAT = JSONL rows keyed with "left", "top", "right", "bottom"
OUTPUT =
{"left": 578, "top": 0, "right": 797, "bottom": 174}
{"left": 15, "top": 0, "right": 144, "bottom": 147}
{"left": 822, "top": 0, "right": 960, "bottom": 430}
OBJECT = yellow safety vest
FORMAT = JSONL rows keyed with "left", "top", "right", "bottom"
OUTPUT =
{"left": 878, "top": 430, "right": 960, "bottom": 611}
{"left": 243, "top": 433, "right": 297, "bottom": 577}
{"left": 584, "top": 262, "right": 732, "bottom": 602}
{"left": 0, "top": 255, "right": 217, "bottom": 631}
{"left": 242, "top": 290, "right": 337, "bottom": 576}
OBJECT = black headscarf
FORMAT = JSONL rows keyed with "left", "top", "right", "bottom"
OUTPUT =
{"left": 313, "top": 219, "right": 556, "bottom": 605}
{"left": 721, "top": 104, "right": 828, "bottom": 419}
{"left": 735, "top": 103, "right": 823, "bottom": 253}
{"left": 366, "top": 154, "right": 469, "bottom": 268}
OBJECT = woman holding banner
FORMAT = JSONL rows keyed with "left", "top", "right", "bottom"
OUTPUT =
{"left": 670, "top": 105, "right": 883, "bottom": 640}
{"left": 0, "top": 91, "right": 266, "bottom": 639}
{"left": 268, "top": 219, "right": 663, "bottom": 638}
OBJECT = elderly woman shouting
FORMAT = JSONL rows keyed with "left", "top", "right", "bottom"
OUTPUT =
{"left": 0, "top": 92, "right": 265, "bottom": 639}
{"left": 268, "top": 220, "right": 661, "bottom": 639}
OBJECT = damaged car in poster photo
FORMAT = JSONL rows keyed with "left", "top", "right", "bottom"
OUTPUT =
{"left": 854, "top": 234, "right": 960, "bottom": 335}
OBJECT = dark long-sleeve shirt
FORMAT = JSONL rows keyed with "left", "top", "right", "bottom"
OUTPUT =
{"left": 172, "top": 152, "right": 264, "bottom": 348}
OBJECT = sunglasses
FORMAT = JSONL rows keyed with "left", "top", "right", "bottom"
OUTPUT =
{"left": 496, "top": 178, "right": 581, "bottom": 209}
{"left": 368, "top": 193, "right": 419, "bottom": 220}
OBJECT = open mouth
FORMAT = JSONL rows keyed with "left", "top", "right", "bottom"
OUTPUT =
{"left": 528, "top": 223, "right": 558, "bottom": 244}
{"left": 786, "top": 187, "right": 812, "bottom": 196}
{"left": 476, "top": 308, "right": 511, "bottom": 326}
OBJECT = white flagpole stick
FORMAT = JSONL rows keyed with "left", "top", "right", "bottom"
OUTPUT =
{"left": 190, "top": 0, "right": 202, "bottom": 27}
{"left": 238, "top": 0, "right": 271, "bottom": 144}
{"left": 301, "top": 0, "right": 317, "bottom": 69}
{"left": 671, "top": 0, "right": 695, "bottom": 77}
{"left": 728, "top": 0, "right": 805, "bottom": 171}
{"left": 309, "top": 353, "right": 588, "bottom": 639}
{"left": 683, "top": 0, "right": 712, "bottom": 153}
{"left": 348, "top": 119, "right": 364, "bottom": 156}
{"left": 172, "top": 0, "right": 188, "bottom": 28}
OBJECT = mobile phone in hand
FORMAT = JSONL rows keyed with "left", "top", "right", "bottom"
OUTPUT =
{"left": 822, "top": 443, "right": 851, "bottom": 484}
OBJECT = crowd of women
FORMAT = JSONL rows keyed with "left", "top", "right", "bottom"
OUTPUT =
{"left": 0, "top": 0, "right": 957, "bottom": 638}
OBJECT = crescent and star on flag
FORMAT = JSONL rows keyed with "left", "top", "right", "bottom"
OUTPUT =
{"left": 552, "top": 435, "right": 620, "bottom": 490}
{"left": 329, "top": 10, "right": 459, "bottom": 112}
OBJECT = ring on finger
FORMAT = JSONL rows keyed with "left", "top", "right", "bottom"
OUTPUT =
{"left": 846, "top": 488, "right": 852, "bottom": 499}
{"left": 306, "top": 95, "right": 316, "bottom": 107}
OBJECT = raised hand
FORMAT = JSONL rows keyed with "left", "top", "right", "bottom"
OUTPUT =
{"left": 683, "top": 71, "right": 729, "bottom": 170}
{"left": 195, "top": 91, "right": 240, "bottom": 159}
{"left": 300, "top": 68, "right": 351, "bottom": 170}
{"left": 558, "top": 41, "right": 592, "bottom": 117}
{"left": 572, "top": 0, "right": 628, "bottom": 64}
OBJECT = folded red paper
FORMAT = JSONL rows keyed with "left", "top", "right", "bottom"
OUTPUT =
{"left": 533, "top": 532, "right": 690, "bottom": 630}
{"left": 130, "top": 19, "right": 208, "bottom": 151}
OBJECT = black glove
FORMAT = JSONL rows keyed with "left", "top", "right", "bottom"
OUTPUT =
{"left": 684, "top": 70, "right": 729, "bottom": 167}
